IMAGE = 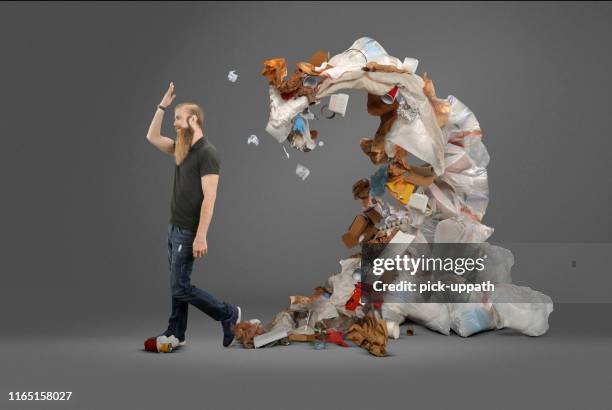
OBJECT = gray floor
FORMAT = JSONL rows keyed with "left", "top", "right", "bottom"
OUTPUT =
{"left": 3, "top": 303, "right": 611, "bottom": 410}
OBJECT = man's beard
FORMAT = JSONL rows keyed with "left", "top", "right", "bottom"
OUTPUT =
{"left": 174, "top": 126, "right": 194, "bottom": 165}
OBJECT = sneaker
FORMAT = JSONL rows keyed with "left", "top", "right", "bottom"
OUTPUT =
{"left": 221, "top": 305, "right": 241, "bottom": 347}
{"left": 167, "top": 335, "right": 186, "bottom": 348}
{"left": 162, "top": 331, "right": 186, "bottom": 348}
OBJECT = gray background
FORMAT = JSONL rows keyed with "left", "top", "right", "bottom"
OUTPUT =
{"left": 1, "top": 2, "right": 611, "bottom": 409}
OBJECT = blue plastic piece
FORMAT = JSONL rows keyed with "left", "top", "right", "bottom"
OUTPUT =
{"left": 292, "top": 116, "right": 306, "bottom": 134}
{"left": 370, "top": 164, "right": 389, "bottom": 198}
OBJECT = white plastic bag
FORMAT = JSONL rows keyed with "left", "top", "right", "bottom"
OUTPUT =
{"left": 488, "top": 284, "right": 553, "bottom": 336}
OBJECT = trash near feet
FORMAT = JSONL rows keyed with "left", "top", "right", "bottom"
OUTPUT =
{"left": 233, "top": 320, "right": 265, "bottom": 349}
{"left": 240, "top": 37, "right": 554, "bottom": 357}
{"left": 144, "top": 335, "right": 176, "bottom": 353}
{"left": 227, "top": 70, "right": 238, "bottom": 82}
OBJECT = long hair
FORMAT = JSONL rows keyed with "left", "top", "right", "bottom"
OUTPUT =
{"left": 174, "top": 102, "right": 205, "bottom": 165}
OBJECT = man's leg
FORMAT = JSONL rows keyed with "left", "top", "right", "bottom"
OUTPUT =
{"left": 169, "top": 226, "right": 235, "bottom": 322}
{"left": 166, "top": 225, "right": 189, "bottom": 341}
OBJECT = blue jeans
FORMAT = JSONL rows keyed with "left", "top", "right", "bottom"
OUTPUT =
{"left": 166, "top": 224, "right": 233, "bottom": 340}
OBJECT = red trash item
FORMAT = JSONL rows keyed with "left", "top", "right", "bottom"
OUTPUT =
{"left": 345, "top": 283, "right": 362, "bottom": 311}
{"left": 144, "top": 337, "right": 158, "bottom": 352}
{"left": 381, "top": 86, "right": 400, "bottom": 104}
{"left": 281, "top": 91, "right": 297, "bottom": 100}
{"left": 359, "top": 282, "right": 384, "bottom": 310}
{"left": 325, "top": 329, "right": 349, "bottom": 348}
{"left": 144, "top": 336, "right": 173, "bottom": 353}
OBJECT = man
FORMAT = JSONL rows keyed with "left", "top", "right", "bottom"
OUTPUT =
{"left": 145, "top": 82, "right": 241, "bottom": 348}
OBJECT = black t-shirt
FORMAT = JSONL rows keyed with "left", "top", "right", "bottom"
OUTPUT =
{"left": 169, "top": 137, "right": 220, "bottom": 232}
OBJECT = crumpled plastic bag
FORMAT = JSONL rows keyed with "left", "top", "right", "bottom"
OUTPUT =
{"left": 319, "top": 37, "right": 408, "bottom": 80}
{"left": 433, "top": 215, "right": 494, "bottom": 243}
{"left": 487, "top": 284, "right": 553, "bottom": 336}
{"left": 310, "top": 298, "right": 339, "bottom": 324}
{"left": 468, "top": 243, "right": 514, "bottom": 285}
{"left": 317, "top": 70, "right": 446, "bottom": 176}
{"left": 265, "top": 86, "right": 309, "bottom": 142}
{"left": 448, "top": 292, "right": 498, "bottom": 337}
{"left": 449, "top": 302, "right": 498, "bottom": 337}
{"left": 381, "top": 302, "right": 451, "bottom": 335}
{"left": 328, "top": 258, "right": 361, "bottom": 310}
{"left": 270, "top": 310, "right": 296, "bottom": 333}
{"left": 295, "top": 164, "right": 310, "bottom": 180}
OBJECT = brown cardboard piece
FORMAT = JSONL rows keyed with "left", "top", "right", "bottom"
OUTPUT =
{"left": 352, "top": 178, "right": 371, "bottom": 200}
{"left": 364, "top": 207, "right": 382, "bottom": 224}
{"left": 261, "top": 58, "right": 288, "bottom": 88}
{"left": 342, "top": 208, "right": 382, "bottom": 248}
{"left": 288, "top": 333, "right": 316, "bottom": 342}
{"left": 346, "top": 314, "right": 389, "bottom": 357}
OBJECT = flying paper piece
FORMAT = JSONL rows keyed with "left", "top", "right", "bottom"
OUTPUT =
{"left": 296, "top": 164, "right": 310, "bottom": 180}
{"left": 247, "top": 134, "right": 259, "bottom": 146}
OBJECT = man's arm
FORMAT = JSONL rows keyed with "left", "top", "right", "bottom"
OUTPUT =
{"left": 145, "top": 82, "right": 176, "bottom": 155}
{"left": 193, "top": 174, "right": 220, "bottom": 258}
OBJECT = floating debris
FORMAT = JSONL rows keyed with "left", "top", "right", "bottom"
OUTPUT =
{"left": 296, "top": 164, "right": 310, "bottom": 180}
{"left": 247, "top": 134, "right": 259, "bottom": 146}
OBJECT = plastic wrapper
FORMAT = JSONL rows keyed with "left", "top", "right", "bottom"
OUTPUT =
{"left": 448, "top": 292, "right": 498, "bottom": 337}
{"left": 270, "top": 311, "right": 296, "bottom": 333}
{"left": 295, "top": 164, "right": 310, "bottom": 180}
{"left": 433, "top": 215, "right": 494, "bottom": 243}
{"left": 327, "top": 258, "right": 361, "bottom": 309}
{"left": 310, "top": 298, "right": 339, "bottom": 324}
{"left": 381, "top": 302, "right": 451, "bottom": 335}
{"left": 449, "top": 303, "right": 498, "bottom": 337}
{"left": 321, "top": 315, "right": 358, "bottom": 334}
{"left": 317, "top": 70, "right": 446, "bottom": 176}
{"left": 320, "top": 37, "right": 408, "bottom": 80}
{"left": 443, "top": 95, "right": 482, "bottom": 146}
{"left": 487, "top": 284, "right": 554, "bottom": 336}
{"left": 247, "top": 134, "right": 259, "bottom": 146}
{"left": 468, "top": 243, "right": 514, "bottom": 285}
{"left": 265, "top": 86, "right": 309, "bottom": 142}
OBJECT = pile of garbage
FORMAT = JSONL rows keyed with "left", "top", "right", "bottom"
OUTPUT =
{"left": 237, "top": 38, "right": 553, "bottom": 356}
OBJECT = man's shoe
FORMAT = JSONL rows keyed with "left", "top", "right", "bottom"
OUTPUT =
{"left": 162, "top": 331, "right": 186, "bottom": 348}
{"left": 221, "top": 305, "right": 241, "bottom": 347}
{"left": 167, "top": 335, "right": 186, "bottom": 348}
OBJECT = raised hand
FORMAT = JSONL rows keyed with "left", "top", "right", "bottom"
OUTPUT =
{"left": 160, "top": 82, "right": 176, "bottom": 108}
